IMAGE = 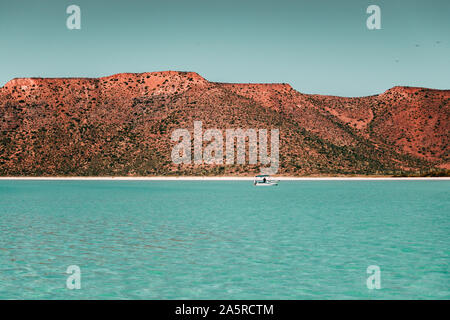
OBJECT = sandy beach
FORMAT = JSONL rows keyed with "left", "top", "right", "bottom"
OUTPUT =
{"left": 0, "top": 176, "right": 449, "bottom": 181}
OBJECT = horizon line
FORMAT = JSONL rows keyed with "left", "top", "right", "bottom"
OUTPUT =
{"left": 2, "top": 71, "right": 449, "bottom": 99}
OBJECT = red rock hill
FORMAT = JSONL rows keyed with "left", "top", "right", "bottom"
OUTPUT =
{"left": 0, "top": 71, "right": 448, "bottom": 176}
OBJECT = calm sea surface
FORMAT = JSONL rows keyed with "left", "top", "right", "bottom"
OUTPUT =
{"left": 0, "top": 180, "right": 448, "bottom": 299}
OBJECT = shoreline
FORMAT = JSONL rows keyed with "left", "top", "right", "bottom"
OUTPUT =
{"left": 0, "top": 176, "right": 449, "bottom": 181}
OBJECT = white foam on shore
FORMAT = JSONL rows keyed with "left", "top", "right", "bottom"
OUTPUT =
{"left": 0, "top": 176, "right": 449, "bottom": 181}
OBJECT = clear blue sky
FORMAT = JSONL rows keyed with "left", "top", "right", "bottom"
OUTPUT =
{"left": 0, "top": 0, "right": 449, "bottom": 96}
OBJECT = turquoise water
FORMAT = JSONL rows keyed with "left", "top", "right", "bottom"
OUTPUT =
{"left": 0, "top": 180, "right": 448, "bottom": 299}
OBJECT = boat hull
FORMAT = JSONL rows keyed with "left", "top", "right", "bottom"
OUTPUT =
{"left": 254, "top": 182, "right": 278, "bottom": 186}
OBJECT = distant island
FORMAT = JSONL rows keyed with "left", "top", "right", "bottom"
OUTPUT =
{"left": 0, "top": 71, "right": 448, "bottom": 177}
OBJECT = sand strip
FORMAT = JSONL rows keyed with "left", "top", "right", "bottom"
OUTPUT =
{"left": 0, "top": 177, "right": 449, "bottom": 181}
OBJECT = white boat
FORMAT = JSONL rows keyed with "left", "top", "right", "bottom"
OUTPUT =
{"left": 253, "top": 175, "right": 279, "bottom": 186}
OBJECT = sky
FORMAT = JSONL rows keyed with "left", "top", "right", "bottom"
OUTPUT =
{"left": 0, "top": 0, "right": 449, "bottom": 96}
